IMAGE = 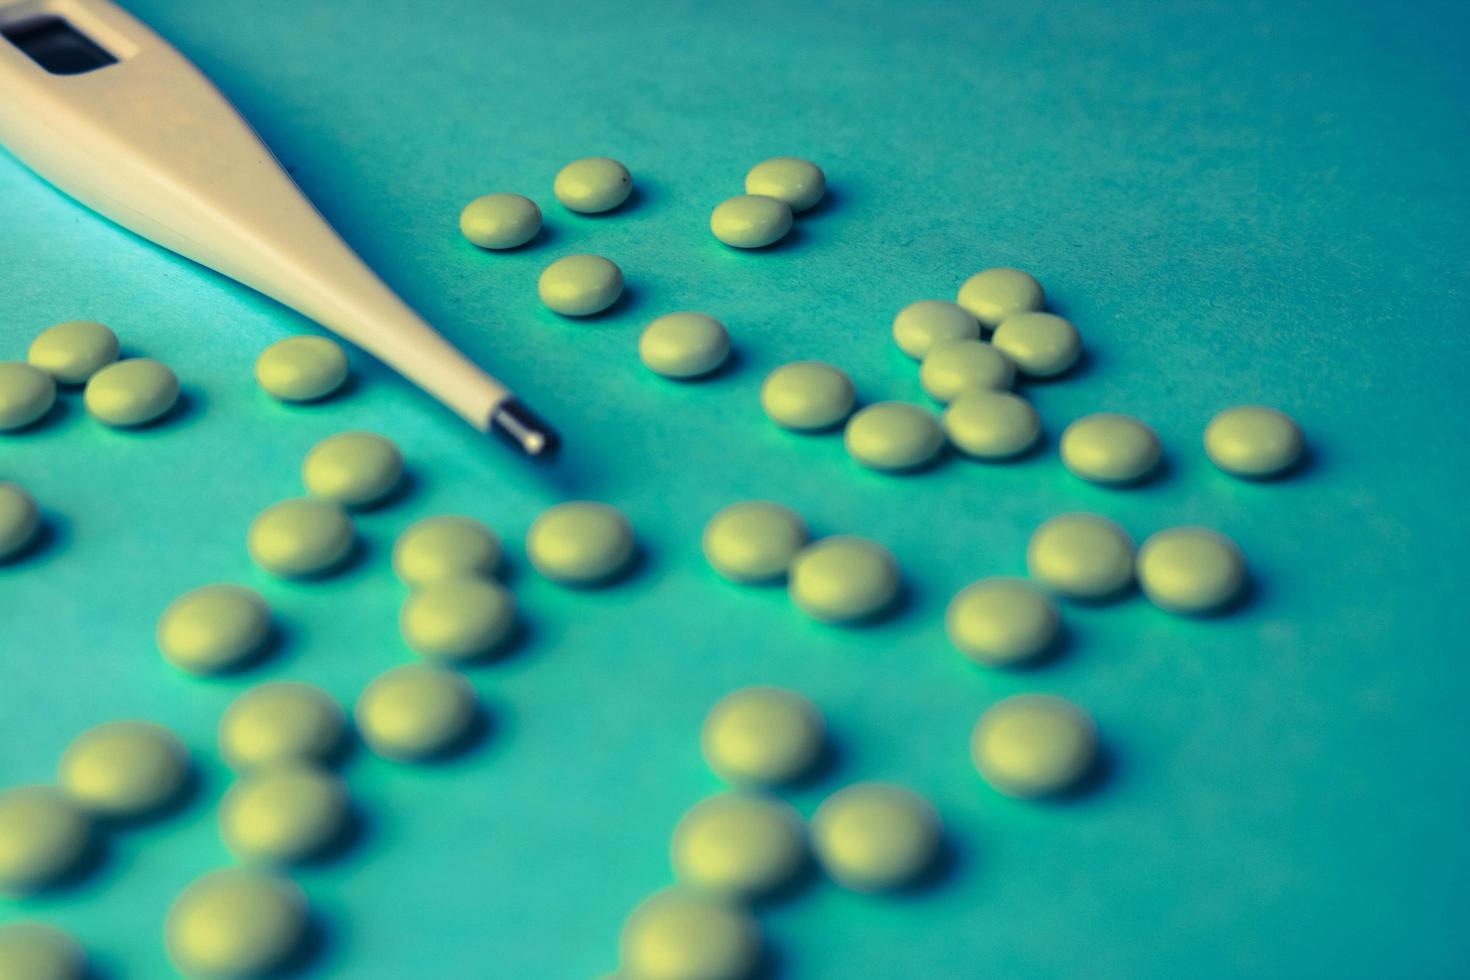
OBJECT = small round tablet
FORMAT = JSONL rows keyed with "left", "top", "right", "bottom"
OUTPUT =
{"left": 671, "top": 792, "right": 807, "bottom": 899}
{"left": 991, "top": 312, "right": 1081, "bottom": 378}
{"left": 843, "top": 402, "right": 944, "bottom": 472}
{"left": 301, "top": 431, "right": 404, "bottom": 508}
{"left": 710, "top": 194, "right": 793, "bottom": 249}
{"left": 219, "top": 764, "right": 349, "bottom": 865}
{"left": 255, "top": 336, "right": 349, "bottom": 403}
{"left": 788, "top": 536, "right": 900, "bottom": 624}
{"left": 1060, "top": 413, "right": 1162, "bottom": 485}
{"left": 247, "top": 497, "right": 355, "bottom": 578}
{"left": 639, "top": 312, "right": 730, "bottom": 379}
{"left": 539, "top": 254, "right": 624, "bottom": 316}
{"left": 1027, "top": 513, "right": 1135, "bottom": 600}
{"left": 1204, "top": 405, "right": 1305, "bottom": 479}
{"left": 157, "top": 584, "right": 272, "bottom": 676}
{"left": 1136, "top": 526, "right": 1246, "bottom": 614}
{"left": 165, "top": 869, "right": 308, "bottom": 979}
{"left": 526, "top": 501, "right": 635, "bottom": 586}
{"left": 0, "top": 922, "right": 86, "bottom": 980}
{"left": 919, "top": 339, "right": 1014, "bottom": 402}
{"left": 0, "top": 787, "right": 92, "bottom": 896}
{"left": 892, "top": 301, "right": 980, "bottom": 360}
{"left": 941, "top": 389, "right": 1041, "bottom": 460}
{"left": 83, "top": 358, "right": 179, "bottom": 427}
{"left": 702, "top": 501, "right": 808, "bottom": 584}
{"left": 400, "top": 578, "right": 516, "bottom": 661}
{"left": 392, "top": 515, "right": 501, "bottom": 587}
{"left": 0, "top": 482, "right": 41, "bottom": 561}
{"left": 220, "top": 682, "right": 346, "bottom": 771}
{"left": 760, "top": 361, "right": 855, "bottom": 431}
{"left": 27, "top": 320, "right": 119, "bottom": 385}
{"left": 744, "top": 157, "right": 825, "bottom": 213}
{"left": 946, "top": 578, "right": 1060, "bottom": 667}
{"left": 811, "top": 782, "right": 940, "bottom": 892}
{"left": 554, "top": 158, "right": 632, "bottom": 214}
{"left": 972, "top": 695, "right": 1098, "bottom": 798}
{"left": 619, "top": 888, "right": 760, "bottom": 980}
{"left": 956, "top": 268, "right": 1045, "bottom": 329}
{"left": 58, "top": 720, "right": 189, "bottom": 819}
{"left": 0, "top": 362, "right": 56, "bottom": 431}
{"left": 355, "top": 664, "right": 478, "bottom": 762}
{"left": 701, "top": 687, "right": 825, "bottom": 787}
{"left": 460, "top": 193, "right": 542, "bottom": 249}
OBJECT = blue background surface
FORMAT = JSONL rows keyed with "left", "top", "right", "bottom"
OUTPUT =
{"left": 3, "top": 0, "right": 1469, "bottom": 976}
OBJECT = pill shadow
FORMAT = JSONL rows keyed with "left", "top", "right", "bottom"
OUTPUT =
{"left": 298, "top": 802, "right": 371, "bottom": 868}
{"left": 796, "top": 185, "right": 841, "bottom": 220}
{"left": 897, "top": 832, "right": 963, "bottom": 895}
{"left": 1047, "top": 743, "right": 1117, "bottom": 805}
{"left": 407, "top": 702, "right": 494, "bottom": 766}
{"left": 747, "top": 224, "right": 806, "bottom": 254}
{"left": 8, "top": 391, "right": 71, "bottom": 431}
{"left": 752, "top": 853, "right": 821, "bottom": 910}
{"left": 574, "top": 183, "right": 647, "bottom": 217}
{"left": 783, "top": 736, "right": 843, "bottom": 792}
{"left": 749, "top": 943, "right": 786, "bottom": 980}
{"left": 352, "top": 469, "right": 417, "bottom": 513}
{"left": 269, "top": 912, "right": 332, "bottom": 978}
{"left": 0, "top": 511, "right": 65, "bottom": 569}
{"left": 28, "top": 833, "right": 111, "bottom": 897}
{"left": 1016, "top": 346, "right": 1094, "bottom": 386}
{"left": 973, "top": 621, "right": 1073, "bottom": 673}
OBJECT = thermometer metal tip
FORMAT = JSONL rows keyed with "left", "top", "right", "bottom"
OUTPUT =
{"left": 491, "top": 399, "right": 560, "bottom": 458}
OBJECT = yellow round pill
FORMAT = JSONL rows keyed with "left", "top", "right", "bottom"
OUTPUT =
{"left": 219, "top": 764, "right": 349, "bottom": 865}
{"left": 400, "top": 578, "right": 516, "bottom": 661}
{"left": 956, "top": 268, "right": 1044, "bottom": 329}
{"left": 164, "top": 869, "right": 308, "bottom": 979}
{"left": 0, "top": 482, "right": 41, "bottom": 561}
{"left": 301, "top": 431, "right": 404, "bottom": 508}
{"left": 526, "top": 501, "right": 635, "bottom": 586}
{"left": 27, "top": 320, "right": 119, "bottom": 385}
{"left": 639, "top": 312, "right": 731, "bottom": 379}
{"left": 554, "top": 157, "right": 632, "bottom": 214}
{"left": 355, "top": 664, "right": 479, "bottom": 762}
{"left": 0, "top": 361, "right": 56, "bottom": 431}
{"left": 1204, "top": 405, "right": 1304, "bottom": 479}
{"left": 247, "top": 497, "right": 355, "bottom": 578}
{"left": 1027, "top": 513, "right": 1135, "bottom": 600}
{"left": 811, "top": 782, "right": 940, "bottom": 892}
{"left": 710, "top": 194, "right": 793, "bottom": 249}
{"left": 788, "top": 536, "right": 900, "bottom": 624}
{"left": 843, "top": 402, "right": 944, "bottom": 472}
{"left": 760, "top": 361, "right": 855, "bottom": 431}
{"left": 619, "top": 887, "right": 761, "bottom": 980}
{"left": 219, "top": 682, "right": 346, "bottom": 771}
{"left": 460, "top": 192, "right": 542, "bottom": 248}
{"left": 892, "top": 301, "right": 980, "bottom": 360}
{"left": 1136, "top": 526, "right": 1246, "bottom": 614}
{"left": 255, "top": 336, "right": 349, "bottom": 403}
{"left": 744, "top": 157, "right": 825, "bottom": 213}
{"left": 701, "top": 501, "right": 808, "bottom": 584}
{"left": 941, "top": 389, "right": 1041, "bottom": 460}
{"left": 946, "top": 578, "right": 1060, "bottom": 667}
{"left": 83, "top": 358, "right": 179, "bottom": 427}
{"left": 392, "top": 515, "right": 501, "bottom": 587}
{"left": 1060, "top": 413, "right": 1162, "bottom": 484}
{"left": 157, "top": 584, "right": 273, "bottom": 675}
{"left": 671, "top": 793, "right": 806, "bottom": 899}
{"left": 0, "top": 787, "right": 92, "bottom": 896}
{"left": 972, "top": 694, "right": 1098, "bottom": 798}
{"left": 58, "top": 720, "right": 189, "bottom": 819}
{"left": 919, "top": 339, "right": 1014, "bottom": 402}
{"left": 991, "top": 312, "right": 1081, "bottom": 377}
{"left": 701, "top": 687, "right": 825, "bottom": 787}
{"left": 0, "top": 922, "right": 86, "bottom": 980}
{"left": 539, "top": 254, "right": 624, "bottom": 316}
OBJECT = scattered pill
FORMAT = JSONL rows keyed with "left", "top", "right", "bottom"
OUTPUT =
{"left": 400, "top": 578, "right": 516, "bottom": 662}
{"left": 554, "top": 157, "right": 632, "bottom": 214}
{"left": 157, "top": 584, "right": 272, "bottom": 675}
{"left": 956, "top": 268, "right": 1044, "bottom": 329}
{"left": 941, "top": 389, "right": 1041, "bottom": 460}
{"left": 1136, "top": 526, "right": 1246, "bottom": 614}
{"left": 539, "top": 254, "right": 624, "bottom": 316}
{"left": 710, "top": 194, "right": 793, "bottom": 249}
{"left": 27, "top": 320, "right": 119, "bottom": 385}
{"left": 355, "top": 664, "right": 478, "bottom": 762}
{"left": 760, "top": 361, "right": 855, "bottom": 431}
{"left": 83, "top": 358, "right": 179, "bottom": 427}
{"left": 164, "top": 869, "right": 308, "bottom": 979}
{"left": 0, "top": 922, "right": 86, "bottom": 980}
{"left": 991, "top": 312, "right": 1081, "bottom": 378}
{"left": 788, "top": 536, "right": 900, "bottom": 624}
{"left": 744, "top": 157, "right": 825, "bottom": 213}
{"left": 701, "top": 687, "right": 825, "bottom": 787}
{"left": 919, "top": 339, "right": 1014, "bottom": 402}
{"left": 972, "top": 694, "right": 1098, "bottom": 798}
{"left": 640, "top": 312, "right": 731, "bottom": 379}
{"left": 0, "top": 787, "right": 92, "bottom": 896}
{"left": 1027, "top": 513, "right": 1135, "bottom": 600}
{"left": 1204, "top": 405, "right": 1305, "bottom": 479}
{"left": 0, "top": 362, "right": 56, "bottom": 431}
{"left": 1060, "top": 413, "right": 1161, "bottom": 485}
{"left": 0, "top": 482, "right": 40, "bottom": 561}
{"left": 392, "top": 515, "right": 501, "bottom": 587}
{"left": 844, "top": 402, "right": 944, "bottom": 472}
{"left": 946, "top": 578, "right": 1060, "bottom": 667}
{"left": 302, "top": 431, "right": 404, "bottom": 508}
{"left": 526, "top": 501, "right": 635, "bottom": 586}
{"left": 220, "top": 683, "right": 346, "bottom": 771}
{"left": 619, "top": 887, "right": 761, "bottom": 980}
{"left": 255, "top": 336, "right": 349, "bottom": 403}
{"left": 460, "top": 193, "right": 542, "bottom": 249}
{"left": 811, "top": 783, "right": 940, "bottom": 892}
{"left": 891, "top": 301, "right": 980, "bottom": 360}
{"left": 247, "top": 497, "right": 355, "bottom": 578}
{"left": 58, "top": 720, "right": 189, "bottom": 819}
{"left": 671, "top": 792, "right": 807, "bottom": 899}
{"left": 220, "top": 764, "right": 350, "bottom": 865}
{"left": 702, "top": 501, "right": 808, "bottom": 584}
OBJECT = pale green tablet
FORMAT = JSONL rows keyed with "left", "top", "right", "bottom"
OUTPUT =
{"left": 28, "top": 320, "right": 119, "bottom": 385}
{"left": 220, "top": 764, "right": 349, "bottom": 865}
{"left": 83, "top": 358, "right": 179, "bottom": 427}
{"left": 526, "top": 501, "right": 635, "bottom": 585}
{"left": 639, "top": 312, "right": 731, "bottom": 379}
{"left": 843, "top": 402, "right": 944, "bottom": 472}
{"left": 165, "top": 869, "right": 308, "bottom": 979}
{"left": 972, "top": 694, "right": 1098, "bottom": 798}
{"left": 355, "top": 664, "right": 478, "bottom": 762}
{"left": 1060, "top": 413, "right": 1162, "bottom": 484}
{"left": 220, "top": 682, "right": 346, "bottom": 771}
{"left": 157, "top": 584, "right": 272, "bottom": 675}
{"left": 919, "top": 339, "right": 1015, "bottom": 401}
{"left": 671, "top": 792, "right": 807, "bottom": 899}
{"left": 892, "top": 300, "right": 980, "bottom": 360}
{"left": 400, "top": 578, "right": 516, "bottom": 661}
{"left": 255, "top": 336, "right": 349, "bottom": 402}
{"left": 744, "top": 157, "right": 825, "bottom": 212}
{"left": 0, "top": 787, "right": 92, "bottom": 896}
{"left": 811, "top": 782, "right": 940, "bottom": 892}
{"left": 760, "top": 361, "right": 855, "bottom": 431}
{"left": 539, "top": 254, "right": 624, "bottom": 316}
{"left": 619, "top": 887, "right": 760, "bottom": 980}
{"left": 392, "top": 515, "right": 501, "bottom": 587}
{"left": 301, "top": 431, "right": 404, "bottom": 508}
{"left": 460, "top": 193, "right": 542, "bottom": 249}
{"left": 701, "top": 501, "right": 808, "bottom": 584}
{"left": 0, "top": 362, "right": 56, "bottom": 431}
{"left": 0, "top": 482, "right": 40, "bottom": 560}
{"left": 701, "top": 686, "right": 825, "bottom": 787}
{"left": 58, "top": 720, "right": 189, "bottom": 819}
{"left": 956, "top": 267, "right": 1045, "bottom": 329}
{"left": 710, "top": 194, "right": 793, "bottom": 249}
{"left": 991, "top": 312, "right": 1081, "bottom": 377}
{"left": 0, "top": 922, "right": 86, "bottom": 980}
{"left": 946, "top": 578, "right": 1060, "bottom": 667}
{"left": 941, "top": 389, "right": 1041, "bottom": 460}
{"left": 554, "top": 157, "right": 632, "bottom": 213}
{"left": 1027, "top": 513, "right": 1135, "bottom": 600}
{"left": 788, "top": 536, "right": 900, "bottom": 624}
{"left": 1137, "top": 526, "right": 1246, "bottom": 614}
{"left": 1204, "top": 405, "right": 1305, "bottom": 478}
{"left": 247, "top": 497, "right": 355, "bottom": 578}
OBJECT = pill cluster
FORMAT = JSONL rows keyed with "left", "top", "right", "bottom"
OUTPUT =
{"left": 2, "top": 320, "right": 179, "bottom": 432}
{"left": 710, "top": 157, "right": 826, "bottom": 249}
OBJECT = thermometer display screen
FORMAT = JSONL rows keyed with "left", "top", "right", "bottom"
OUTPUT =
{"left": 1, "top": 15, "right": 117, "bottom": 75}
